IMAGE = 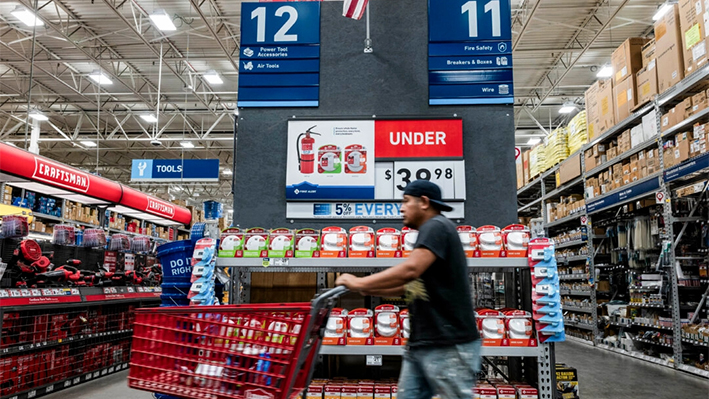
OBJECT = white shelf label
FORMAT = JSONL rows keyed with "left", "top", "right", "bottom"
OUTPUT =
{"left": 366, "top": 355, "right": 383, "bottom": 366}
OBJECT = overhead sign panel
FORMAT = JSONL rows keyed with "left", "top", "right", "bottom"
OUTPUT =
{"left": 428, "top": 0, "right": 513, "bottom": 105}
{"left": 131, "top": 159, "right": 220, "bottom": 182}
{"left": 238, "top": 2, "right": 321, "bottom": 108}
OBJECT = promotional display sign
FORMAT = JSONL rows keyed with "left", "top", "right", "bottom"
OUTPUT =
{"left": 428, "top": 0, "right": 513, "bottom": 105}
{"left": 238, "top": 2, "right": 321, "bottom": 107}
{"left": 130, "top": 159, "right": 220, "bottom": 182}
{"left": 286, "top": 201, "right": 465, "bottom": 219}
{"left": 286, "top": 120, "right": 376, "bottom": 200}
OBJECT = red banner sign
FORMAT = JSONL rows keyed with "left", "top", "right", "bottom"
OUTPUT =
{"left": 374, "top": 119, "right": 463, "bottom": 159}
{"left": 33, "top": 157, "right": 91, "bottom": 193}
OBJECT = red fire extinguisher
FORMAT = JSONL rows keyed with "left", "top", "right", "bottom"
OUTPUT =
{"left": 297, "top": 125, "right": 321, "bottom": 174}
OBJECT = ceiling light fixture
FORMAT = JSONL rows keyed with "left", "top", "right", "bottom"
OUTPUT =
{"left": 526, "top": 137, "right": 541, "bottom": 146}
{"left": 228, "top": 209, "right": 234, "bottom": 213}
{"left": 88, "top": 70, "right": 113, "bottom": 85}
{"left": 11, "top": 7, "right": 44, "bottom": 27}
{"left": 558, "top": 101, "right": 576, "bottom": 114}
{"left": 596, "top": 64, "right": 613, "bottom": 78}
{"left": 652, "top": 3, "right": 672, "bottom": 21}
{"left": 80, "top": 140, "right": 97, "bottom": 147}
{"left": 193, "top": 192, "right": 200, "bottom": 197}
{"left": 222, "top": 169, "right": 233, "bottom": 175}
{"left": 149, "top": 9, "right": 177, "bottom": 31}
{"left": 204, "top": 70, "right": 223, "bottom": 85}
{"left": 28, "top": 111, "right": 48, "bottom": 121}
{"left": 140, "top": 114, "right": 158, "bottom": 123}
{"left": 180, "top": 141, "right": 195, "bottom": 148}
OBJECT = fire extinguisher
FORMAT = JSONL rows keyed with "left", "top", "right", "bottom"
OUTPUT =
{"left": 297, "top": 125, "right": 321, "bottom": 174}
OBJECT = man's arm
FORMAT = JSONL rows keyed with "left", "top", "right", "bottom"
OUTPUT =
{"left": 335, "top": 248, "right": 436, "bottom": 293}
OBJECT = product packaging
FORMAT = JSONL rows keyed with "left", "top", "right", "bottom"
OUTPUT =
{"left": 323, "top": 308, "right": 348, "bottom": 345}
{"left": 357, "top": 384, "right": 374, "bottom": 399}
{"left": 218, "top": 228, "right": 244, "bottom": 258}
{"left": 319, "top": 145, "right": 342, "bottom": 174}
{"left": 348, "top": 226, "right": 375, "bottom": 258}
{"left": 528, "top": 238, "right": 565, "bottom": 343}
{"left": 496, "top": 385, "right": 517, "bottom": 399}
{"left": 476, "top": 225, "right": 503, "bottom": 257}
{"left": 344, "top": 144, "right": 367, "bottom": 174}
{"left": 268, "top": 228, "right": 294, "bottom": 258}
{"left": 325, "top": 384, "right": 342, "bottom": 399}
{"left": 374, "top": 384, "right": 391, "bottom": 399}
{"left": 52, "top": 224, "right": 76, "bottom": 246}
{"left": 320, "top": 227, "right": 348, "bottom": 258}
{"left": 374, "top": 305, "right": 402, "bottom": 345}
{"left": 401, "top": 227, "right": 418, "bottom": 257}
{"left": 399, "top": 309, "right": 410, "bottom": 344}
{"left": 347, "top": 308, "right": 374, "bottom": 345}
{"left": 295, "top": 229, "right": 321, "bottom": 258}
{"left": 502, "top": 309, "right": 536, "bottom": 347}
{"left": 473, "top": 384, "right": 498, "bottom": 399}
{"left": 341, "top": 384, "right": 358, "bottom": 399}
{"left": 307, "top": 385, "right": 325, "bottom": 399}
{"left": 515, "top": 385, "right": 539, "bottom": 399}
{"left": 242, "top": 228, "right": 269, "bottom": 258}
{"left": 501, "top": 224, "right": 530, "bottom": 257}
{"left": 456, "top": 225, "right": 478, "bottom": 257}
{"left": 555, "top": 364, "right": 580, "bottom": 399}
{"left": 475, "top": 308, "right": 506, "bottom": 346}
{"left": 391, "top": 384, "right": 398, "bottom": 399}
{"left": 375, "top": 228, "right": 402, "bottom": 258}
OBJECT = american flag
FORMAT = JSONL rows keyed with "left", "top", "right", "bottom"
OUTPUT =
{"left": 343, "top": 0, "right": 368, "bottom": 20}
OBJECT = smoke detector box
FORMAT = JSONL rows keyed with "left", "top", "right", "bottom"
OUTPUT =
{"left": 475, "top": 308, "right": 506, "bottom": 346}
{"left": 242, "top": 228, "right": 269, "bottom": 258}
{"left": 476, "top": 225, "right": 503, "bottom": 257}
{"left": 375, "top": 228, "right": 402, "bottom": 258}
{"left": 218, "top": 227, "right": 244, "bottom": 258}
{"left": 501, "top": 224, "right": 530, "bottom": 257}
{"left": 502, "top": 309, "right": 537, "bottom": 347}
{"left": 515, "top": 385, "right": 539, "bottom": 399}
{"left": 474, "top": 384, "right": 498, "bottom": 399}
{"left": 322, "top": 308, "right": 348, "bottom": 346}
{"left": 268, "top": 228, "right": 294, "bottom": 258}
{"left": 344, "top": 144, "right": 368, "bottom": 174}
{"left": 320, "top": 227, "right": 348, "bottom": 258}
{"left": 374, "top": 305, "right": 402, "bottom": 345}
{"left": 348, "top": 226, "right": 375, "bottom": 258}
{"left": 456, "top": 225, "right": 478, "bottom": 257}
{"left": 496, "top": 385, "right": 517, "bottom": 399}
{"left": 399, "top": 309, "right": 410, "bottom": 344}
{"left": 347, "top": 308, "right": 374, "bottom": 345}
{"left": 401, "top": 227, "right": 418, "bottom": 257}
{"left": 295, "top": 229, "right": 321, "bottom": 258}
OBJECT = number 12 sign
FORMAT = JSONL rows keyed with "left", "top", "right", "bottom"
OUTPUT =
{"left": 428, "top": 0, "right": 511, "bottom": 42}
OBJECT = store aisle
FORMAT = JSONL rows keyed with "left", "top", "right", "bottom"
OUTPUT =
{"left": 556, "top": 340, "right": 708, "bottom": 399}
{"left": 43, "top": 370, "right": 150, "bottom": 399}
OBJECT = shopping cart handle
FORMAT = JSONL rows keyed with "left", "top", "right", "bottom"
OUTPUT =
{"left": 311, "top": 285, "right": 349, "bottom": 309}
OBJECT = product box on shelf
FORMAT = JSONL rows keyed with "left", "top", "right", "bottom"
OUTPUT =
{"left": 614, "top": 75, "right": 637, "bottom": 122}
{"left": 555, "top": 364, "right": 580, "bottom": 399}
{"left": 502, "top": 309, "right": 536, "bottom": 347}
{"left": 476, "top": 308, "right": 506, "bottom": 346}
{"left": 515, "top": 385, "right": 540, "bottom": 399}
{"left": 376, "top": 228, "right": 402, "bottom": 258}
{"left": 496, "top": 385, "right": 518, "bottom": 399}
{"left": 295, "top": 229, "right": 321, "bottom": 258}
{"left": 341, "top": 385, "right": 358, "bottom": 399}
{"left": 612, "top": 37, "right": 650, "bottom": 85}
{"left": 349, "top": 226, "right": 375, "bottom": 258}
{"left": 374, "top": 384, "right": 391, "bottom": 399}
{"left": 501, "top": 224, "right": 530, "bottom": 257}
{"left": 597, "top": 79, "right": 616, "bottom": 134}
{"left": 347, "top": 308, "right": 374, "bottom": 345}
{"left": 374, "top": 305, "right": 402, "bottom": 345}
{"left": 320, "top": 226, "right": 347, "bottom": 258}
{"left": 474, "top": 384, "right": 498, "bottom": 399}
{"left": 641, "top": 39, "right": 655, "bottom": 67}
{"left": 401, "top": 227, "right": 418, "bottom": 257}
{"left": 636, "top": 62, "right": 657, "bottom": 106}
{"left": 357, "top": 384, "right": 374, "bottom": 399}
{"left": 476, "top": 225, "right": 503, "bottom": 257}
{"left": 399, "top": 309, "right": 410, "bottom": 345}
{"left": 456, "top": 225, "right": 478, "bottom": 257}
{"left": 323, "top": 308, "right": 348, "bottom": 345}
{"left": 584, "top": 80, "right": 601, "bottom": 140}
{"left": 242, "top": 227, "right": 269, "bottom": 258}
{"left": 268, "top": 228, "right": 294, "bottom": 258}
{"left": 219, "top": 227, "right": 243, "bottom": 257}
{"left": 308, "top": 385, "right": 325, "bottom": 399}
{"left": 678, "top": 0, "right": 709, "bottom": 75}
{"left": 325, "top": 384, "right": 342, "bottom": 399}
{"left": 655, "top": 2, "right": 684, "bottom": 93}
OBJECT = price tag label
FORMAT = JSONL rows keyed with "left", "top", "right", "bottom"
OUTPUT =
{"left": 392, "top": 160, "right": 465, "bottom": 200}
{"left": 366, "top": 355, "right": 383, "bottom": 366}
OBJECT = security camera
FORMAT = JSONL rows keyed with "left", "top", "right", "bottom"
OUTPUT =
{"left": 150, "top": 140, "right": 162, "bottom": 147}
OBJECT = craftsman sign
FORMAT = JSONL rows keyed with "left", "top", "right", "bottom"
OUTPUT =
{"left": 33, "top": 157, "right": 90, "bottom": 193}
{"left": 147, "top": 199, "right": 176, "bottom": 218}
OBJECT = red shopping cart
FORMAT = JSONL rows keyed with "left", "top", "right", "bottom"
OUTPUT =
{"left": 127, "top": 286, "right": 348, "bottom": 399}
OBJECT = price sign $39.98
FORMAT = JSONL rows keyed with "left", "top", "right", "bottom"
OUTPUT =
{"left": 377, "top": 160, "right": 465, "bottom": 200}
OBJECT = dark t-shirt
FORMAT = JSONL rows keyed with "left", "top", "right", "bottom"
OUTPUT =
{"left": 407, "top": 215, "right": 479, "bottom": 347}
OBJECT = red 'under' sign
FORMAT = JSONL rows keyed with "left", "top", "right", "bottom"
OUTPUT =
{"left": 374, "top": 119, "right": 463, "bottom": 159}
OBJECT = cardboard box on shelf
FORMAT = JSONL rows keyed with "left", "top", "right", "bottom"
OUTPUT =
{"left": 636, "top": 62, "right": 657, "bottom": 106}
{"left": 664, "top": 147, "right": 676, "bottom": 168}
{"left": 655, "top": 3, "right": 685, "bottom": 92}
{"left": 597, "top": 79, "right": 616, "bottom": 134}
{"left": 584, "top": 149, "right": 596, "bottom": 171}
{"left": 522, "top": 150, "right": 530, "bottom": 184}
{"left": 638, "top": 150, "right": 647, "bottom": 170}
{"left": 661, "top": 112, "right": 672, "bottom": 131}
{"left": 516, "top": 161, "right": 524, "bottom": 189}
{"left": 675, "top": 131, "right": 694, "bottom": 162}
{"left": 592, "top": 143, "right": 606, "bottom": 157}
{"left": 674, "top": 97, "right": 692, "bottom": 122}
{"left": 622, "top": 163, "right": 631, "bottom": 176}
{"left": 585, "top": 81, "right": 601, "bottom": 139}
{"left": 630, "top": 124, "right": 645, "bottom": 148}
{"left": 642, "top": 110, "right": 658, "bottom": 141}
{"left": 557, "top": 153, "right": 581, "bottom": 185}
{"left": 612, "top": 37, "right": 650, "bottom": 85}
{"left": 607, "top": 146, "right": 617, "bottom": 160}
{"left": 692, "top": 91, "right": 708, "bottom": 113}
{"left": 691, "top": 137, "right": 707, "bottom": 156}
{"left": 641, "top": 39, "right": 656, "bottom": 68}
{"left": 678, "top": 0, "right": 709, "bottom": 75}
{"left": 614, "top": 75, "right": 637, "bottom": 122}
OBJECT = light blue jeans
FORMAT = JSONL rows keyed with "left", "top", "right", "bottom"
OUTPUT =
{"left": 398, "top": 340, "right": 482, "bottom": 399}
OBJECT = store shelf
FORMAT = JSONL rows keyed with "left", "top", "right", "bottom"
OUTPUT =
{"left": 681, "top": 337, "right": 709, "bottom": 347}
{"left": 585, "top": 103, "right": 654, "bottom": 149}
{"left": 543, "top": 175, "right": 583, "bottom": 201}
{"left": 609, "top": 322, "right": 632, "bottom": 329}
{"left": 0, "top": 286, "right": 161, "bottom": 309}
{"left": 564, "top": 320, "right": 594, "bottom": 330}
{"left": 554, "top": 239, "right": 587, "bottom": 249}
{"left": 0, "top": 362, "right": 129, "bottom": 399}
{"left": 562, "top": 305, "right": 593, "bottom": 314}
{"left": 585, "top": 137, "right": 659, "bottom": 177}
{"left": 546, "top": 213, "right": 583, "bottom": 229}
{"left": 565, "top": 335, "right": 595, "bottom": 346}
{"left": 677, "top": 363, "right": 709, "bottom": 378}
{"left": 518, "top": 197, "right": 543, "bottom": 214}
{"left": 517, "top": 165, "right": 558, "bottom": 196}
{"left": 319, "top": 344, "right": 543, "bottom": 357}
{"left": 108, "top": 227, "right": 167, "bottom": 241}
{"left": 664, "top": 152, "right": 709, "bottom": 183}
{"left": 0, "top": 329, "right": 133, "bottom": 356}
{"left": 630, "top": 303, "right": 666, "bottom": 309}
{"left": 216, "top": 257, "right": 529, "bottom": 271}
{"left": 560, "top": 290, "right": 592, "bottom": 297}
{"left": 661, "top": 106, "right": 709, "bottom": 139}
{"left": 558, "top": 274, "right": 588, "bottom": 281}
{"left": 631, "top": 338, "right": 672, "bottom": 348}
{"left": 33, "top": 212, "right": 63, "bottom": 222}
{"left": 658, "top": 64, "right": 709, "bottom": 106}
{"left": 586, "top": 173, "right": 661, "bottom": 214}
{"left": 65, "top": 219, "right": 101, "bottom": 228}
{"left": 557, "top": 255, "right": 588, "bottom": 263}
{"left": 596, "top": 344, "right": 673, "bottom": 369}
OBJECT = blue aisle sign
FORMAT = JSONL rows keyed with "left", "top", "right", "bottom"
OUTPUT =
{"left": 130, "top": 159, "right": 220, "bottom": 182}
{"left": 428, "top": 0, "right": 513, "bottom": 105}
{"left": 664, "top": 152, "right": 709, "bottom": 182}
{"left": 238, "top": 2, "right": 320, "bottom": 108}
{"left": 586, "top": 177, "right": 660, "bottom": 214}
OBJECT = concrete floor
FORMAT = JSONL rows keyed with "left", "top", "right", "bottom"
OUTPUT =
{"left": 45, "top": 340, "right": 708, "bottom": 399}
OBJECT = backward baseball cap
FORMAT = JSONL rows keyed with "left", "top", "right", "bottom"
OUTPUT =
{"left": 403, "top": 180, "right": 454, "bottom": 212}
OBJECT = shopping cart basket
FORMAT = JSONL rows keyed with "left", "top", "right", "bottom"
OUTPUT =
{"left": 128, "top": 286, "right": 348, "bottom": 399}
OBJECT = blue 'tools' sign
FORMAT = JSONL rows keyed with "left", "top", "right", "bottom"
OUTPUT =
{"left": 131, "top": 159, "right": 220, "bottom": 182}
